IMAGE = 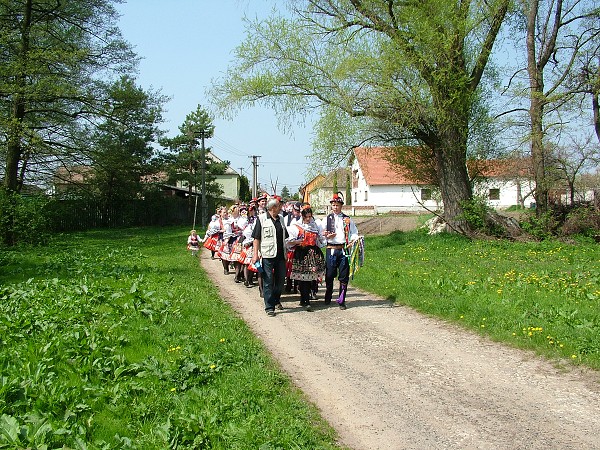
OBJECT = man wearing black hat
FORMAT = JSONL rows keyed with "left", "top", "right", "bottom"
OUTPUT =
{"left": 323, "top": 193, "right": 359, "bottom": 309}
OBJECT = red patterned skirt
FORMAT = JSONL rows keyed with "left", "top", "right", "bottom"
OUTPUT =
{"left": 217, "top": 236, "right": 237, "bottom": 261}
{"left": 238, "top": 244, "right": 253, "bottom": 265}
{"left": 203, "top": 234, "right": 219, "bottom": 251}
{"left": 230, "top": 238, "right": 244, "bottom": 262}
{"left": 285, "top": 249, "right": 295, "bottom": 277}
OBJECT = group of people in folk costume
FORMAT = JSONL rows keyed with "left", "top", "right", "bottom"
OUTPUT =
{"left": 191, "top": 191, "right": 363, "bottom": 314}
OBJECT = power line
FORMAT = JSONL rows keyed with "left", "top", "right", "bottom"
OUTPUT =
{"left": 211, "top": 135, "right": 250, "bottom": 157}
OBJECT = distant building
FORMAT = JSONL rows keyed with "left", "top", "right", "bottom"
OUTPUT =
{"left": 52, "top": 151, "right": 241, "bottom": 202}
{"left": 350, "top": 146, "right": 535, "bottom": 214}
{"left": 301, "top": 168, "right": 350, "bottom": 214}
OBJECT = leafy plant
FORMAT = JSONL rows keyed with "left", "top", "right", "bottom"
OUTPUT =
{"left": 0, "top": 227, "right": 339, "bottom": 449}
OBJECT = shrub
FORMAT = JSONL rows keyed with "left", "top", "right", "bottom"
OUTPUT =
{"left": 459, "top": 195, "right": 504, "bottom": 236}
{"left": 520, "top": 203, "right": 600, "bottom": 239}
{"left": 0, "top": 190, "right": 50, "bottom": 246}
{"left": 561, "top": 205, "right": 600, "bottom": 237}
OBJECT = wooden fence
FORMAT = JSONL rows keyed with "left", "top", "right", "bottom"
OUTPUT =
{"left": 44, "top": 197, "right": 214, "bottom": 232}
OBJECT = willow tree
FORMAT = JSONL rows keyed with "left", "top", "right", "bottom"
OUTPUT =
{"left": 212, "top": 0, "right": 510, "bottom": 233}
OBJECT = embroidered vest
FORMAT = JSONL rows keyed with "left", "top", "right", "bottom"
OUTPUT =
{"left": 326, "top": 212, "right": 348, "bottom": 233}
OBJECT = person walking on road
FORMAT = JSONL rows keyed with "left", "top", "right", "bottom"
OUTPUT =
{"left": 323, "top": 193, "right": 359, "bottom": 310}
{"left": 286, "top": 205, "right": 326, "bottom": 311}
{"left": 252, "top": 197, "right": 289, "bottom": 316}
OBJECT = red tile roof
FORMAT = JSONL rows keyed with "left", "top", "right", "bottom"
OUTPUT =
{"left": 355, "top": 147, "right": 533, "bottom": 186}
{"left": 353, "top": 147, "right": 419, "bottom": 185}
{"left": 468, "top": 158, "right": 533, "bottom": 179}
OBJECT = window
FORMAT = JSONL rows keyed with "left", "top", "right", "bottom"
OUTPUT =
{"left": 421, "top": 188, "right": 431, "bottom": 201}
{"left": 489, "top": 188, "right": 500, "bottom": 200}
{"left": 364, "top": 191, "right": 368, "bottom": 201}
{"left": 354, "top": 191, "right": 358, "bottom": 203}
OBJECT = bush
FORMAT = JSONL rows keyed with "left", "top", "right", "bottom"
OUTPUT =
{"left": 561, "top": 205, "right": 600, "bottom": 237}
{"left": 0, "top": 190, "right": 50, "bottom": 246}
{"left": 459, "top": 195, "right": 504, "bottom": 236}
{"left": 520, "top": 210, "right": 559, "bottom": 240}
{"left": 520, "top": 203, "right": 600, "bottom": 239}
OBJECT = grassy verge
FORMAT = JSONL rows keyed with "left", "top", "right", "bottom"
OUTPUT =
{"left": 0, "top": 227, "right": 341, "bottom": 449}
{"left": 353, "top": 229, "right": 600, "bottom": 370}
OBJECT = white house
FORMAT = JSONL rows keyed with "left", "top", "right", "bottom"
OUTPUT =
{"left": 351, "top": 147, "right": 535, "bottom": 213}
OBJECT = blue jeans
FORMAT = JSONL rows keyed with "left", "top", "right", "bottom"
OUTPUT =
{"left": 325, "top": 247, "right": 349, "bottom": 303}
{"left": 262, "top": 257, "right": 286, "bottom": 311}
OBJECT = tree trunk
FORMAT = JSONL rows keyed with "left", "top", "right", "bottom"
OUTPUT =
{"left": 526, "top": 0, "right": 549, "bottom": 215}
{"left": 593, "top": 67, "right": 600, "bottom": 143}
{"left": 430, "top": 91, "right": 473, "bottom": 234}
{"left": 4, "top": 0, "right": 32, "bottom": 194}
{"left": 434, "top": 144, "right": 472, "bottom": 234}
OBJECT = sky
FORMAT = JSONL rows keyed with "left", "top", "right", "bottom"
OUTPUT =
{"left": 116, "top": 0, "right": 314, "bottom": 195}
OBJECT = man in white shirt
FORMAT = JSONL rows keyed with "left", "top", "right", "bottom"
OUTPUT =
{"left": 323, "top": 193, "right": 359, "bottom": 310}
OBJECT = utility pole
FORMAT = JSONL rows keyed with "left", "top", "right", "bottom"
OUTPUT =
{"left": 249, "top": 155, "right": 260, "bottom": 198}
{"left": 200, "top": 130, "right": 207, "bottom": 228}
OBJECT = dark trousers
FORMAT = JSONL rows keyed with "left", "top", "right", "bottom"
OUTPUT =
{"left": 324, "top": 247, "right": 349, "bottom": 304}
{"left": 298, "top": 280, "right": 312, "bottom": 304}
{"left": 262, "top": 257, "right": 286, "bottom": 312}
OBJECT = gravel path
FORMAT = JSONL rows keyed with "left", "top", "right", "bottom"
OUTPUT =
{"left": 200, "top": 250, "right": 600, "bottom": 450}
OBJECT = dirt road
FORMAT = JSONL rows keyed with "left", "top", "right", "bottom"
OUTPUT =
{"left": 200, "top": 251, "right": 600, "bottom": 450}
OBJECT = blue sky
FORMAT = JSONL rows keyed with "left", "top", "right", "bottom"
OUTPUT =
{"left": 116, "top": 0, "right": 314, "bottom": 195}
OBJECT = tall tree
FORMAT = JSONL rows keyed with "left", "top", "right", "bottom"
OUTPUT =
{"left": 518, "top": 0, "right": 599, "bottom": 213}
{"left": 239, "top": 174, "right": 252, "bottom": 202}
{"left": 88, "top": 76, "right": 166, "bottom": 207}
{"left": 0, "top": 0, "right": 137, "bottom": 194}
{"left": 212, "top": 0, "right": 510, "bottom": 233}
{"left": 160, "top": 105, "right": 226, "bottom": 223}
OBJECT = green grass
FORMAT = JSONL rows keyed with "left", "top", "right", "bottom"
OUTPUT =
{"left": 0, "top": 227, "right": 341, "bottom": 449}
{"left": 353, "top": 229, "right": 600, "bottom": 369}
{"left": 2, "top": 226, "right": 599, "bottom": 448}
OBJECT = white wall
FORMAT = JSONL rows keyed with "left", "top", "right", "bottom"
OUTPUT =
{"left": 351, "top": 159, "right": 438, "bottom": 212}
{"left": 352, "top": 158, "right": 537, "bottom": 212}
{"left": 473, "top": 178, "right": 535, "bottom": 209}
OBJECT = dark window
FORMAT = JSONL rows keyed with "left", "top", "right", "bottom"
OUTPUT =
{"left": 421, "top": 188, "right": 431, "bottom": 201}
{"left": 489, "top": 188, "right": 500, "bottom": 200}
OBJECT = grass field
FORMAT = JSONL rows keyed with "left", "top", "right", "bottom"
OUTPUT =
{"left": 0, "top": 227, "right": 341, "bottom": 449}
{"left": 353, "top": 230, "right": 600, "bottom": 369}
{"left": 1, "top": 226, "right": 599, "bottom": 448}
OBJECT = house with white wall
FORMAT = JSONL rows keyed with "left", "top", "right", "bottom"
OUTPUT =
{"left": 351, "top": 147, "right": 535, "bottom": 213}
{"left": 468, "top": 158, "right": 536, "bottom": 209}
{"left": 351, "top": 147, "right": 440, "bottom": 213}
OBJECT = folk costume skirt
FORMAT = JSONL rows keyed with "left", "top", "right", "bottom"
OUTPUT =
{"left": 203, "top": 233, "right": 219, "bottom": 251}
{"left": 290, "top": 245, "right": 325, "bottom": 282}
